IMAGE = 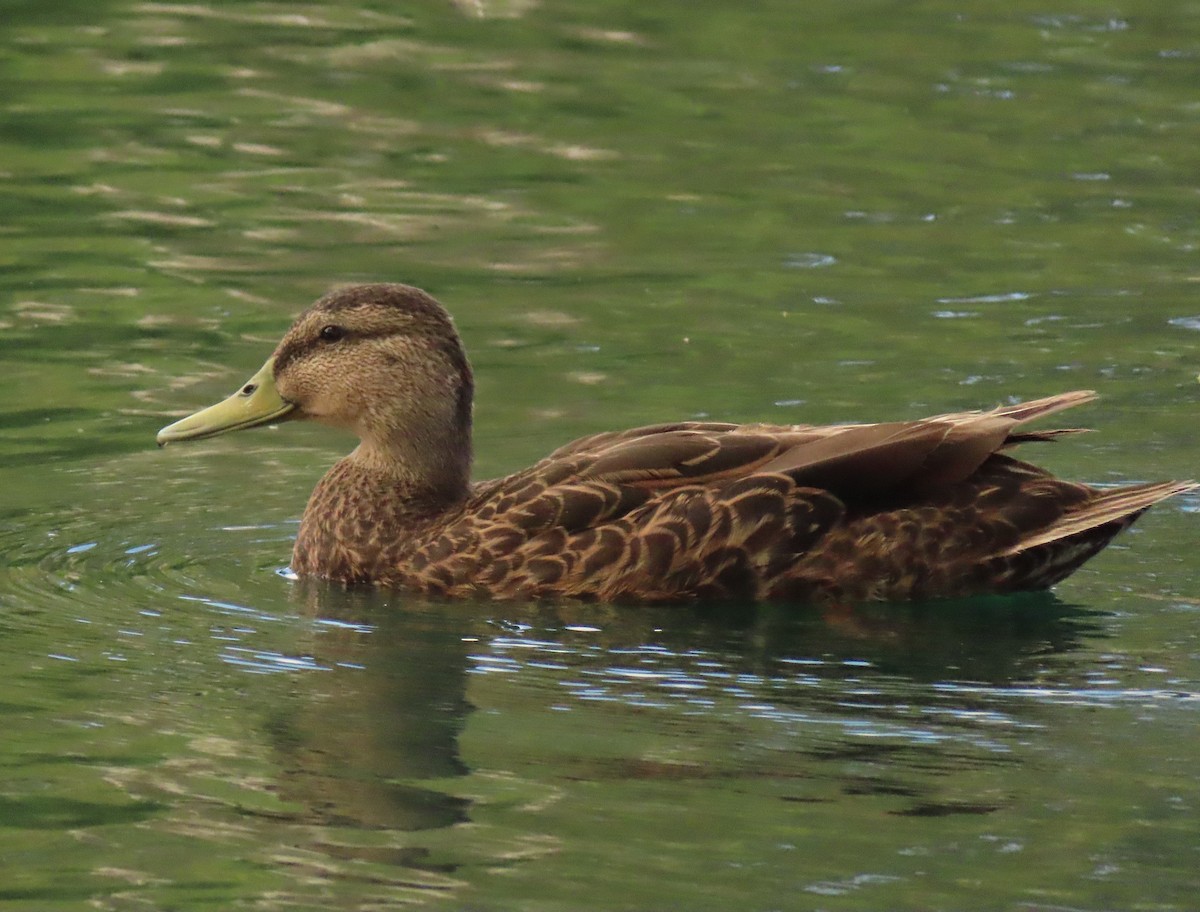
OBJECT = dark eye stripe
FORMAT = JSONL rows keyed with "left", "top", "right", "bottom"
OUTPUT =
{"left": 273, "top": 325, "right": 402, "bottom": 374}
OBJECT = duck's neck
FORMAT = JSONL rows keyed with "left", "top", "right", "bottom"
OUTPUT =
{"left": 364, "top": 419, "right": 472, "bottom": 483}
{"left": 291, "top": 432, "right": 472, "bottom": 584}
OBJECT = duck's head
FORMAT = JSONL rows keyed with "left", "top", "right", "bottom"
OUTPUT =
{"left": 157, "top": 284, "right": 474, "bottom": 482}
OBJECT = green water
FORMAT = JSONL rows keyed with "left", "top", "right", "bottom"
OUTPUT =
{"left": 2, "top": 1, "right": 1200, "bottom": 909}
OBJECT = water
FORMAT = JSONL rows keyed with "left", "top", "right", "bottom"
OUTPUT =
{"left": 3, "top": 1, "right": 1200, "bottom": 908}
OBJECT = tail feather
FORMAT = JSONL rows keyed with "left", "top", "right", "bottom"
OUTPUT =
{"left": 927, "top": 389, "right": 1096, "bottom": 427}
{"left": 1003, "top": 427, "right": 1092, "bottom": 447}
{"left": 988, "top": 390, "right": 1097, "bottom": 424}
{"left": 975, "top": 479, "right": 1196, "bottom": 593}
{"left": 999, "top": 479, "right": 1198, "bottom": 556}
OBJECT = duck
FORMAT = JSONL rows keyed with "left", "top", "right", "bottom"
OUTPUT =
{"left": 157, "top": 283, "right": 1195, "bottom": 603}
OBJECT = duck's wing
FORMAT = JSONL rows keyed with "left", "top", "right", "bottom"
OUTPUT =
{"left": 542, "top": 421, "right": 741, "bottom": 460}
{"left": 557, "top": 390, "right": 1100, "bottom": 496}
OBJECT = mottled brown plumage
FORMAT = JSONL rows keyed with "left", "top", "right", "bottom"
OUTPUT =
{"left": 160, "top": 283, "right": 1197, "bottom": 603}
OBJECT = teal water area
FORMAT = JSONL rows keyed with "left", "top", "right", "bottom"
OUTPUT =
{"left": 2, "top": 1, "right": 1200, "bottom": 909}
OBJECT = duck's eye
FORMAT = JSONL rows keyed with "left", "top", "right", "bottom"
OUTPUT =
{"left": 319, "top": 324, "right": 346, "bottom": 342}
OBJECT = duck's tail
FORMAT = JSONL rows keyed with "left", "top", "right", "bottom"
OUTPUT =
{"left": 987, "top": 479, "right": 1198, "bottom": 591}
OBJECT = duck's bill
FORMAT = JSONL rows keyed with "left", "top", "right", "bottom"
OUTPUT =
{"left": 156, "top": 357, "right": 296, "bottom": 446}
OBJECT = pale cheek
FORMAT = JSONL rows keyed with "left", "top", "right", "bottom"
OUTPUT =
{"left": 285, "top": 376, "right": 359, "bottom": 427}
{"left": 315, "top": 390, "right": 361, "bottom": 428}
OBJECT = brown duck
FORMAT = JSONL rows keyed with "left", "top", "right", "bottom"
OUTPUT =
{"left": 157, "top": 283, "right": 1195, "bottom": 603}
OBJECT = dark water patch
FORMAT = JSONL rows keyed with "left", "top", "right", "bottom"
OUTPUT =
{"left": 890, "top": 801, "right": 1003, "bottom": 818}
{"left": 0, "top": 795, "right": 164, "bottom": 830}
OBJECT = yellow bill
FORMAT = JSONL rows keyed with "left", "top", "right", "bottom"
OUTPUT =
{"left": 156, "top": 357, "right": 296, "bottom": 446}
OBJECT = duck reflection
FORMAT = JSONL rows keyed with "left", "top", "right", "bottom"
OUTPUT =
{"left": 486, "top": 590, "right": 1096, "bottom": 683}
{"left": 268, "top": 582, "right": 473, "bottom": 835}
{"left": 273, "top": 586, "right": 1096, "bottom": 793}
{"left": 260, "top": 583, "right": 1097, "bottom": 894}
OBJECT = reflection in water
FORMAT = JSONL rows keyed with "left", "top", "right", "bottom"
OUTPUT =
{"left": 258, "top": 585, "right": 1098, "bottom": 895}
{"left": 264, "top": 584, "right": 474, "bottom": 884}
{"left": 463, "top": 594, "right": 1099, "bottom": 797}
{"left": 475, "top": 590, "right": 1097, "bottom": 697}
